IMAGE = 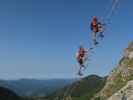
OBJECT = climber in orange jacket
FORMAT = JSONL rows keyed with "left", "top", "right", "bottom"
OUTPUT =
{"left": 90, "top": 16, "right": 104, "bottom": 46}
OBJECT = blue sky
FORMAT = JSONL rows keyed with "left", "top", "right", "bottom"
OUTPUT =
{"left": 0, "top": 0, "right": 133, "bottom": 79}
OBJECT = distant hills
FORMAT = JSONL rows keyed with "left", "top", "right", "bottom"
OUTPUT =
{"left": 0, "top": 79, "right": 74, "bottom": 97}
{"left": 0, "top": 76, "right": 106, "bottom": 100}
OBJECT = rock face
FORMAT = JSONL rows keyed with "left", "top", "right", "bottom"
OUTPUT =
{"left": 92, "top": 41, "right": 133, "bottom": 100}
{"left": 124, "top": 42, "right": 133, "bottom": 59}
{"left": 108, "top": 80, "right": 133, "bottom": 100}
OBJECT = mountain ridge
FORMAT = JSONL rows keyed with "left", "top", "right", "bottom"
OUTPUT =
{"left": 0, "top": 78, "right": 74, "bottom": 97}
{"left": 0, "top": 86, "right": 21, "bottom": 100}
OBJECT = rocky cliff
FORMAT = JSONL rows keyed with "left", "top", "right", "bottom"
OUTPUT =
{"left": 92, "top": 41, "right": 133, "bottom": 100}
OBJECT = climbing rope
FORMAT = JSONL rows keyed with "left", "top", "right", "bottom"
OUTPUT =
{"left": 104, "top": 0, "right": 121, "bottom": 24}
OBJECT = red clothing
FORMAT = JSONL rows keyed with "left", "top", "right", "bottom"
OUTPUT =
{"left": 77, "top": 47, "right": 86, "bottom": 62}
{"left": 91, "top": 17, "right": 98, "bottom": 32}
